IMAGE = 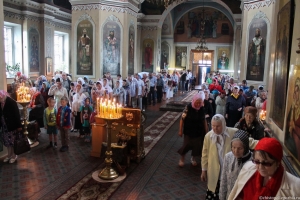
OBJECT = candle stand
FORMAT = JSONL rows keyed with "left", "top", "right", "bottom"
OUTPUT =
{"left": 18, "top": 101, "right": 34, "bottom": 145}
{"left": 98, "top": 116, "right": 123, "bottom": 180}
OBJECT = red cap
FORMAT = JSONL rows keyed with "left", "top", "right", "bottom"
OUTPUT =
{"left": 254, "top": 138, "right": 283, "bottom": 161}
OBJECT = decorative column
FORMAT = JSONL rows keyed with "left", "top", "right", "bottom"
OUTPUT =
{"left": 233, "top": 25, "right": 242, "bottom": 80}
{"left": 0, "top": 0, "right": 6, "bottom": 90}
{"left": 0, "top": 0, "right": 8, "bottom": 159}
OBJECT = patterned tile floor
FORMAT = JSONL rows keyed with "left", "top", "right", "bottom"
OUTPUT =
{"left": 0, "top": 90, "right": 207, "bottom": 200}
{"left": 111, "top": 91, "right": 208, "bottom": 199}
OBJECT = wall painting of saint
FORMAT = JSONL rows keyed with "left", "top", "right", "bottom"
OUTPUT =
{"left": 77, "top": 20, "right": 93, "bottom": 75}
{"left": 28, "top": 28, "right": 40, "bottom": 73}
{"left": 246, "top": 18, "right": 267, "bottom": 82}
{"left": 270, "top": 0, "right": 293, "bottom": 130}
{"left": 142, "top": 39, "right": 154, "bottom": 72}
{"left": 128, "top": 25, "right": 135, "bottom": 75}
{"left": 175, "top": 46, "right": 187, "bottom": 68}
{"left": 217, "top": 47, "right": 230, "bottom": 70}
{"left": 161, "top": 42, "right": 169, "bottom": 69}
{"left": 103, "top": 21, "right": 121, "bottom": 75}
{"left": 284, "top": 65, "right": 300, "bottom": 166}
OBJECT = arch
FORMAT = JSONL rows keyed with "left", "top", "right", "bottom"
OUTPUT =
{"left": 158, "top": 0, "right": 236, "bottom": 30}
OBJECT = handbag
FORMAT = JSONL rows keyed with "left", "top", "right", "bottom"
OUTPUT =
{"left": 172, "top": 81, "right": 177, "bottom": 87}
{"left": 14, "top": 132, "right": 31, "bottom": 155}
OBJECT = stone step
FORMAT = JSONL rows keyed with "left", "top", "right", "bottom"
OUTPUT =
{"left": 166, "top": 101, "right": 190, "bottom": 107}
{"left": 159, "top": 104, "right": 185, "bottom": 112}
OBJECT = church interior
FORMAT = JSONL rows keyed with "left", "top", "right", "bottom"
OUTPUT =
{"left": 1, "top": 0, "right": 300, "bottom": 199}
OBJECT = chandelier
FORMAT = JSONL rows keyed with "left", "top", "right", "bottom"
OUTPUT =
{"left": 195, "top": 35, "right": 208, "bottom": 51}
{"left": 145, "top": 0, "right": 182, "bottom": 9}
{"left": 195, "top": 0, "right": 208, "bottom": 51}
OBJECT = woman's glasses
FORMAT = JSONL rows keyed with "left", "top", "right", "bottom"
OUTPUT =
{"left": 252, "top": 159, "right": 275, "bottom": 167}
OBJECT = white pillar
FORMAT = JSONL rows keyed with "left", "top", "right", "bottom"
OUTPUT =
{"left": 0, "top": 0, "right": 8, "bottom": 158}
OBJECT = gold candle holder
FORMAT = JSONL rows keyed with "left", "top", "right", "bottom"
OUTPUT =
{"left": 96, "top": 97, "right": 123, "bottom": 180}
{"left": 16, "top": 83, "right": 32, "bottom": 144}
{"left": 98, "top": 116, "right": 123, "bottom": 180}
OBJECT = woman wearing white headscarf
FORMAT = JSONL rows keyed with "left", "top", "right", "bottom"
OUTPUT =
{"left": 201, "top": 114, "right": 257, "bottom": 200}
{"left": 77, "top": 77, "right": 89, "bottom": 96}
{"left": 48, "top": 78, "right": 69, "bottom": 109}
{"left": 72, "top": 83, "right": 86, "bottom": 135}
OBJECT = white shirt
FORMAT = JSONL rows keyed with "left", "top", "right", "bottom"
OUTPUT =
{"left": 136, "top": 79, "right": 144, "bottom": 96}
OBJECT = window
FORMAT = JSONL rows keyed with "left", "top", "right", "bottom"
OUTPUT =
{"left": 54, "top": 34, "right": 64, "bottom": 72}
{"left": 54, "top": 32, "right": 69, "bottom": 73}
{"left": 4, "top": 26, "right": 13, "bottom": 67}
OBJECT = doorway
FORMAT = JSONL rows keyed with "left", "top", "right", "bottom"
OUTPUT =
{"left": 190, "top": 50, "right": 214, "bottom": 85}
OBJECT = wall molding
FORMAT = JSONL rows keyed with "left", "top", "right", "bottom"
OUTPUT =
{"left": 243, "top": 0, "right": 275, "bottom": 10}
{"left": 72, "top": 4, "right": 138, "bottom": 18}
{"left": 137, "top": 25, "right": 158, "bottom": 31}
{"left": 4, "top": 11, "right": 71, "bottom": 30}
{"left": 253, "top": 10, "right": 268, "bottom": 19}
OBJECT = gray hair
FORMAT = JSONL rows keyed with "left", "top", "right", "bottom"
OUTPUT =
{"left": 211, "top": 114, "right": 226, "bottom": 133}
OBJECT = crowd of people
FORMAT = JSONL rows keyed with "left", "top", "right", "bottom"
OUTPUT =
{"left": 177, "top": 71, "right": 300, "bottom": 199}
{"left": 2, "top": 69, "right": 300, "bottom": 199}
{"left": 1, "top": 69, "right": 195, "bottom": 160}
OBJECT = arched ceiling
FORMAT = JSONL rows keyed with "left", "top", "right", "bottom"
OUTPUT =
{"left": 141, "top": 0, "right": 242, "bottom": 15}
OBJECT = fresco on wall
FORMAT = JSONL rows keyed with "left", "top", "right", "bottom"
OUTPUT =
{"left": 217, "top": 47, "right": 230, "bottom": 70}
{"left": 128, "top": 26, "right": 135, "bottom": 75}
{"left": 271, "top": 1, "right": 293, "bottom": 130}
{"left": 77, "top": 20, "right": 93, "bottom": 75}
{"left": 142, "top": 39, "right": 154, "bottom": 72}
{"left": 246, "top": 18, "right": 267, "bottom": 81}
{"left": 161, "top": 42, "right": 169, "bottom": 69}
{"left": 285, "top": 65, "right": 300, "bottom": 165}
{"left": 174, "top": 7, "right": 233, "bottom": 43}
{"left": 28, "top": 29, "right": 39, "bottom": 73}
{"left": 103, "top": 21, "right": 121, "bottom": 75}
{"left": 175, "top": 47, "right": 187, "bottom": 68}
{"left": 141, "top": 1, "right": 164, "bottom": 15}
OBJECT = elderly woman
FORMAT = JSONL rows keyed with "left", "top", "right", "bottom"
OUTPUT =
{"left": 178, "top": 92, "right": 208, "bottom": 167}
{"left": 201, "top": 114, "right": 257, "bottom": 199}
{"left": 0, "top": 90, "right": 22, "bottom": 163}
{"left": 255, "top": 90, "right": 267, "bottom": 115}
{"left": 219, "top": 130, "right": 252, "bottom": 200}
{"left": 228, "top": 138, "right": 300, "bottom": 199}
{"left": 226, "top": 85, "right": 246, "bottom": 127}
{"left": 234, "top": 106, "right": 265, "bottom": 140}
{"left": 48, "top": 78, "right": 69, "bottom": 109}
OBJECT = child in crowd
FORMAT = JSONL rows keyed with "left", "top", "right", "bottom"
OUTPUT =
{"left": 56, "top": 97, "right": 71, "bottom": 152}
{"left": 43, "top": 97, "right": 58, "bottom": 148}
{"left": 80, "top": 97, "right": 93, "bottom": 142}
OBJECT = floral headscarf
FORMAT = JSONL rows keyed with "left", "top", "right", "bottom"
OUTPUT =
{"left": 0, "top": 90, "right": 10, "bottom": 99}
{"left": 191, "top": 91, "right": 205, "bottom": 110}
